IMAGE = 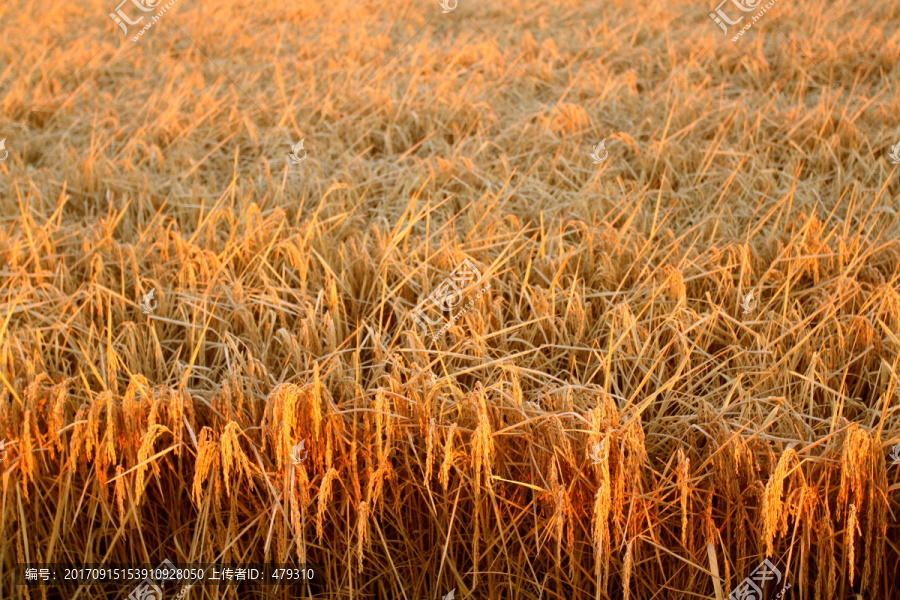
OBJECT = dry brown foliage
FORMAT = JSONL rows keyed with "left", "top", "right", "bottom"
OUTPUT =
{"left": 1, "top": 0, "right": 900, "bottom": 597}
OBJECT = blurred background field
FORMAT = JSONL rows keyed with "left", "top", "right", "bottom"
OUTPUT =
{"left": 1, "top": 0, "right": 900, "bottom": 597}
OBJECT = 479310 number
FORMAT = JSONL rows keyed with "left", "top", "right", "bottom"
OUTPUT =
{"left": 271, "top": 568, "right": 314, "bottom": 580}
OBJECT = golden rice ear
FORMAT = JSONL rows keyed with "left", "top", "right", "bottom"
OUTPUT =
{"left": 374, "top": 388, "right": 387, "bottom": 466}
{"left": 838, "top": 424, "right": 874, "bottom": 522}
{"left": 104, "top": 390, "right": 119, "bottom": 466}
{"left": 592, "top": 451, "right": 612, "bottom": 593}
{"left": 356, "top": 500, "right": 369, "bottom": 573}
{"left": 762, "top": 448, "right": 797, "bottom": 556}
{"left": 677, "top": 447, "right": 691, "bottom": 549}
{"left": 846, "top": 502, "right": 860, "bottom": 587}
{"left": 316, "top": 467, "right": 339, "bottom": 540}
{"left": 134, "top": 424, "right": 171, "bottom": 506}
{"left": 622, "top": 538, "right": 635, "bottom": 600}
{"left": 192, "top": 427, "right": 220, "bottom": 508}
{"left": 311, "top": 361, "right": 324, "bottom": 442}
{"left": 220, "top": 421, "right": 255, "bottom": 497}
{"left": 264, "top": 383, "right": 304, "bottom": 471}
{"left": 425, "top": 417, "right": 436, "bottom": 486}
{"left": 439, "top": 423, "right": 457, "bottom": 492}
{"left": 472, "top": 383, "right": 495, "bottom": 494}
{"left": 50, "top": 379, "right": 71, "bottom": 453}
{"left": 288, "top": 467, "right": 304, "bottom": 562}
{"left": 114, "top": 465, "right": 127, "bottom": 523}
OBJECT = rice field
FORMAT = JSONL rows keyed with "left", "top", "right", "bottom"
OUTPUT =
{"left": 1, "top": 0, "right": 900, "bottom": 598}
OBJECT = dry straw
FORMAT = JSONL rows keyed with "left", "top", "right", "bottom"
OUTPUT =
{"left": 1, "top": 0, "right": 899, "bottom": 597}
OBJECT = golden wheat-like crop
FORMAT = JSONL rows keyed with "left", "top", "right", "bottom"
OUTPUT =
{"left": 1, "top": 0, "right": 900, "bottom": 597}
